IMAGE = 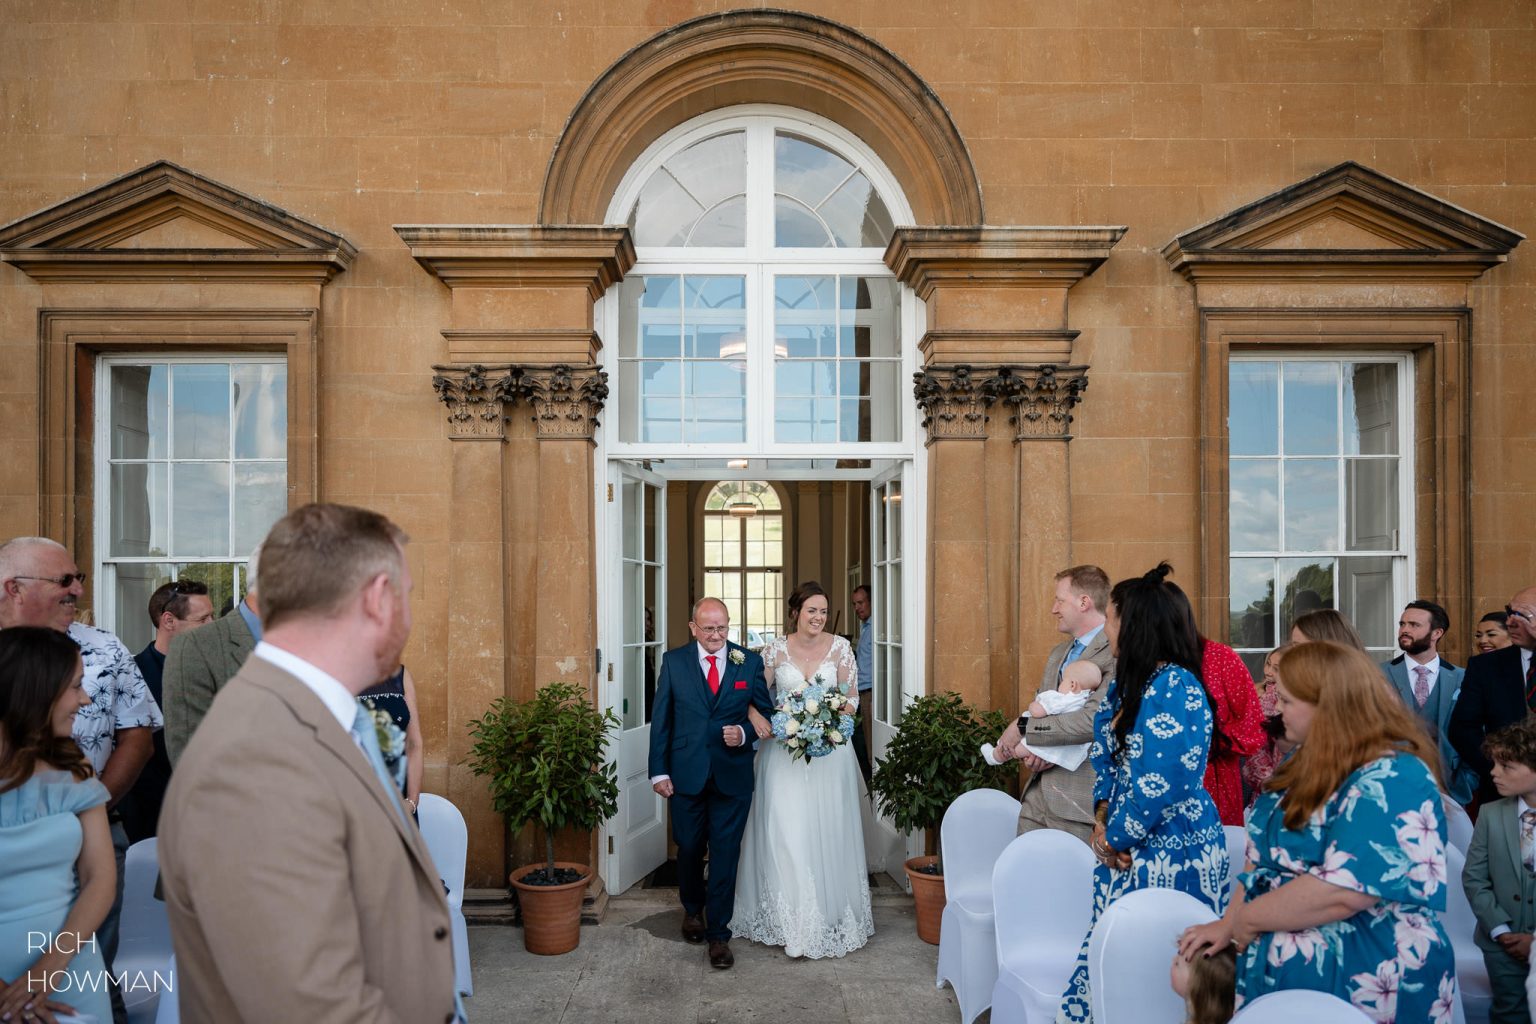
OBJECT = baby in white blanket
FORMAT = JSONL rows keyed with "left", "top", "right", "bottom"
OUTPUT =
{"left": 981, "top": 660, "right": 1103, "bottom": 771}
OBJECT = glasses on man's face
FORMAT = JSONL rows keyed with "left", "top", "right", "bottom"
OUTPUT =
{"left": 1507, "top": 605, "right": 1531, "bottom": 623}
{"left": 693, "top": 624, "right": 730, "bottom": 636}
{"left": 14, "top": 572, "right": 87, "bottom": 588}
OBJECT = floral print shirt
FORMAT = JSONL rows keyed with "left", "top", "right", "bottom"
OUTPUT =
{"left": 68, "top": 622, "right": 164, "bottom": 775}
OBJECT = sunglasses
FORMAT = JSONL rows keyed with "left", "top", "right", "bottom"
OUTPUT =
{"left": 13, "top": 572, "right": 87, "bottom": 588}
{"left": 1507, "top": 606, "right": 1532, "bottom": 623}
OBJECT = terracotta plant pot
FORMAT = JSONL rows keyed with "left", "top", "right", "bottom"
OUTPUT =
{"left": 509, "top": 861, "right": 590, "bottom": 955}
{"left": 903, "top": 854, "right": 945, "bottom": 945}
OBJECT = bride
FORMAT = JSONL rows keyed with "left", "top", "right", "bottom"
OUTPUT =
{"left": 731, "top": 580, "right": 874, "bottom": 958}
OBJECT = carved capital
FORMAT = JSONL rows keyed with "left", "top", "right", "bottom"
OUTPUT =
{"left": 514, "top": 364, "right": 609, "bottom": 440}
{"left": 912, "top": 365, "right": 998, "bottom": 441}
{"left": 430, "top": 363, "right": 516, "bottom": 441}
{"left": 993, "top": 364, "right": 1089, "bottom": 441}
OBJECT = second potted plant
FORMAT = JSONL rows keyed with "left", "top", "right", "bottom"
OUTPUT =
{"left": 466, "top": 680, "right": 620, "bottom": 955}
{"left": 868, "top": 691, "right": 1015, "bottom": 944}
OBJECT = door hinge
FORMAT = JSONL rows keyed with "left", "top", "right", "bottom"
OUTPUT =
{"left": 607, "top": 836, "right": 615, "bottom": 854}
{"left": 607, "top": 483, "right": 614, "bottom": 502}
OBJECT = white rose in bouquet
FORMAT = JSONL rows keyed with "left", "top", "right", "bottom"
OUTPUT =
{"left": 785, "top": 719, "right": 800, "bottom": 735}
{"left": 828, "top": 729, "right": 843, "bottom": 743}
{"left": 805, "top": 699, "right": 820, "bottom": 714}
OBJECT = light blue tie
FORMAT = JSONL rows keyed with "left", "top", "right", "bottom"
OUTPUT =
{"left": 1058, "top": 638, "right": 1084, "bottom": 682}
{"left": 351, "top": 704, "right": 408, "bottom": 826}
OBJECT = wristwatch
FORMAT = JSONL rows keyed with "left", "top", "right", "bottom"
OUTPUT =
{"left": 1016, "top": 714, "right": 1029, "bottom": 734}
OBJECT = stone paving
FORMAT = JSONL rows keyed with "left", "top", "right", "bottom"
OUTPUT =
{"left": 463, "top": 877, "right": 972, "bottom": 1024}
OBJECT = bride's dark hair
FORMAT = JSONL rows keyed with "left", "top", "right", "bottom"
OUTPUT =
{"left": 786, "top": 581, "right": 828, "bottom": 634}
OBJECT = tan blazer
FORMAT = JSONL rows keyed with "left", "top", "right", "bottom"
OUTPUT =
{"left": 1017, "top": 629, "right": 1117, "bottom": 835}
{"left": 158, "top": 656, "right": 457, "bottom": 1024}
{"left": 163, "top": 606, "right": 256, "bottom": 764}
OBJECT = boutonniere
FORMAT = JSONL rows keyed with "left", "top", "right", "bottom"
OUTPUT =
{"left": 364, "top": 699, "right": 407, "bottom": 790}
{"left": 728, "top": 648, "right": 745, "bottom": 666}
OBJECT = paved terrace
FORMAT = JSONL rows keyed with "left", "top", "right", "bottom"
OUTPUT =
{"left": 464, "top": 874, "right": 970, "bottom": 1024}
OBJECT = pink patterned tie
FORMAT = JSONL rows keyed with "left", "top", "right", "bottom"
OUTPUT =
{"left": 1412, "top": 665, "right": 1432, "bottom": 709}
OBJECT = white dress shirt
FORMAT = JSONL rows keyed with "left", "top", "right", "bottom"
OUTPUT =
{"left": 253, "top": 641, "right": 361, "bottom": 740}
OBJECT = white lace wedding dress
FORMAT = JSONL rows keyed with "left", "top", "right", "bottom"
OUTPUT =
{"left": 731, "top": 634, "right": 874, "bottom": 958}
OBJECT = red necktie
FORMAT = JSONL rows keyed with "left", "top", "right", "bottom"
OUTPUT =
{"left": 707, "top": 655, "right": 721, "bottom": 696}
{"left": 1525, "top": 654, "right": 1536, "bottom": 709}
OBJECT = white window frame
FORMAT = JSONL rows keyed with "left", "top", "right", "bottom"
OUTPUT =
{"left": 601, "top": 105, "right": 918, "bottom": 460}
{"left": 1227, "top": 351, "right": 1415, "bottom": 662}
{"left": 93, "top": 352, "right": 287, "bottom": 645}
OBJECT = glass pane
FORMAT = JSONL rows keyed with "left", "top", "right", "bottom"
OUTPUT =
{"left": 630, "top": 132, "right": 746, "bottom": 248}
{"left": 1229, "top": 460, "right": 1279, "bottom": 552}
{"left": 111, "top": 463, "right": 167, "bottom": 557}
{"left": 172, "top": 364, "right": 231, "bottom": 460}
{"left": 889, "top": 562, "right": 902, "bottom": 643}
{"left": 687, "top": 399, "right": 745, "bottom": 443}
{"left": 1278, "top": 558, "right": 1335, "bottom": 636}
{"left": 171, "top": 462, "right": 230, "bottom": 557}
{"left": 1345, "top": 459, "right": 1399, "bottom": 551}
{"left": 687, "top": 362, "right": 745, "bottom": 397}
{"left": 232, "top": 463, "right": 285, "bottom": 556}
{"left": 177, "top": 562, "right": 237, "bottom": 619}
{"left": 690, "top": 196, "right": 747, "bottom": 247}
{"left": 110, "top": 364, "right": 167, "bottom": 460}
{"left": 1282, "top": 459, "right": 1339, "bottom": 551}
{"left": 1282, "top": 362, "right": 1338, "bottom": 456}
{"left": 885, "top": 482, "right": 902, "bottom": 560}
{"left": 775, "top": 133, "right": 854, "bottom": 209}
{"left": 886, "top": 644, "right": 903, "bottom": 726}
{"left": 819, "top": 172, "right": 894, "bottom": 247}
{"left": 868, "top": 362, "right": 901, "bottom": 442}
{"left": 623, "top": 645, "right": 643, "bottom": 730}
{"left": 775, "top": 398, "right": 813, "bottom": 442}
{"left": 644, "top": 486, "right": 659, "bottom": 564}
{"left": 622, "top": 479, "right": 642, "bottom": 560}
{"left": 1339, "top": 555, "right": 1396, "bottom": 652}
{"left": 639, "top": 361, "right": 681, "bottom": 396}
{"left": 774, "top": 133, "right": 893, "bottom": 248}
{"left": 774, "top": 198, "right": 832, "bottom": 247}
{"left": 1229, "top": 361, "right": 1278, "bottom": 457}
{"left": 624, "top": 563, "right": 642, "bottom": 645}
{"left": 641, "top": 398, "right": 681, "bottom": 443}
{"left": 629, "top": 169, "right": 700, "bottom": 247}
{"left": 1228, "top": 558, "right": 1275, "bottom": 651}
{"left": 112, "top": 561, "right": 174, "bottom": 654}
{"left": 1344, "top": 362, "right": 1398, "bottom": 456}
{"left": 232, "top": 363, "right": 286, "bottom": 460}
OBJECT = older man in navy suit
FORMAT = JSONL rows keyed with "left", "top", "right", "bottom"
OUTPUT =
{"left": 649, "top": 596, "right": 772, "bottom": 970}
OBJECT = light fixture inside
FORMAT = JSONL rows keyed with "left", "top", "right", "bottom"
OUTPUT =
{"left": 727, "top": 458, "right": 749, "bottom": 470}
{"left": 728, "top": 498, "right": 757, "bottom": 517}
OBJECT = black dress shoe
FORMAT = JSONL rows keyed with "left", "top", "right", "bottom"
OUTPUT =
{"left": 681, "top": 913, "right": 706, "bottom": 944}
{"left": 708, "top": 940, "right": 734, "bottom": 969}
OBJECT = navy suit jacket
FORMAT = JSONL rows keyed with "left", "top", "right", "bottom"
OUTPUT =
{"left": 1382, "top": 654, "right": 1475, "bottom": 803}
{"left": 1449, "top": 645, "right": 1531, "bottom": 795}
{"left": 647, "top": 641, "right": 772, "bottom": 798}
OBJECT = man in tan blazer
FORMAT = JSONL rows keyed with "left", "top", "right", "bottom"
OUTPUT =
{"left": 994, "top": 565, "right": 1117, "bottom": 844}
{"left": 158, "top": 504, "right": 458, "bottom": 1023}
{"left": 163, "top": 545, "right": 260, "bottom": 764}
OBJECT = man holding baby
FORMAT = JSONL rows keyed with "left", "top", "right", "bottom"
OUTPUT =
{"left": 993, "top": 565, "right": 1117, "bottom": 844}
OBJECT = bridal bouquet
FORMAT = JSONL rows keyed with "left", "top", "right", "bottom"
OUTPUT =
{"left": 770, "top": 673, "right": 856, "bottom": 763}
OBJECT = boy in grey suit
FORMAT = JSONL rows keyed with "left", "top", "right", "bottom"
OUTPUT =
{"left": 1465, "top": 717, "right": 1536, "bottom": 1023}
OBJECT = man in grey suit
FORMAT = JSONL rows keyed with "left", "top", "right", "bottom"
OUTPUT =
{"left": 1464, "top": 717, "right": 1536, "bottom": 1023}
{"left": 164, "top": 544, "right": 261, "bottom": 763}
{"left": 1381, "top": 599, "right": 1476, "bottom": 804}
{"left": 994, "top": 565, "right": 1117, "bottom": 843}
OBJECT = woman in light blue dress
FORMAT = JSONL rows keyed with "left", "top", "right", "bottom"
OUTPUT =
{"left": 1058, "top": 564, "right": 1229, "bottom": 1024}
{"left": 0, "top": 626, "right": 117, "bottom": 1024}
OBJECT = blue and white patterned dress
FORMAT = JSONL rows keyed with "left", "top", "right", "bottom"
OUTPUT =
{"left": 1058, "top": 663, "right": 1229, "bottom": 1023}
{"left": 1237, "top": 752, "right": 1456, "bottom": 1023}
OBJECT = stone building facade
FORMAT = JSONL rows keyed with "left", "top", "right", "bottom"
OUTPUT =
{"left": 1, "top": 2, "right": 1531, "bottom": 886}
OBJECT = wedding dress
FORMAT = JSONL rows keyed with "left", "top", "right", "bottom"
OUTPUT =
{"left": 731, "top": 634, "right": 874, "bottom": 958}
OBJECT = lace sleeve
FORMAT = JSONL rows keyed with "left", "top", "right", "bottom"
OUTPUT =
{"left": 763, "top": 636, "right": 784, "bottom": 693}
{"left": 835, "top": 636, "right": 859, "bottom": 711}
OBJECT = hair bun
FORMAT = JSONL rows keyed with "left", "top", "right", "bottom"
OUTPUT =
{"left": 1141, "top": 561, "right": 1174, "bottom": 583}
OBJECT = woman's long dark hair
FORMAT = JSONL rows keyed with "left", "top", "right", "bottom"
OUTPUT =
{"left": 786, "top": 580, "right": 828, "bottom": 634}
{"left": 0, "top": 626, "right": 90, "bottom": 793}
{"left": 1109, "top": 563, "right": 1204, "bottom": 754}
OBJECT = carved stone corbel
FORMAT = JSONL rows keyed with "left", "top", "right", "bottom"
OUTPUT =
{"left": 514, "top": 364, "right": 609, "bottom": 441}
{"left": 912, "top": 365, "right": 999, "bottom": 441}
{"left": 430, "top": 363, "right": 517, "bottom": 441}
{"left": 993, "top": 364, "right": 1089, "bottom": 441}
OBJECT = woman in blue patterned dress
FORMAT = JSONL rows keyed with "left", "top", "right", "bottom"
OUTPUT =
{"left": 1058, "top": 564, "right": 1229, "bottom": 1023}
{"left": 0, "top": 626, "right": 117, "bottom": 1024}
{"left": 1180, "top": 640, "right": 1455, "bottom": 1023}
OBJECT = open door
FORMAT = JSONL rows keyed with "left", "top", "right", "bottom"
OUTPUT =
{"left": 603, "top": 461, "right": 669, "bottom": 894}
{"left": 866, "top": 462, "right": 917, "bottom": 872}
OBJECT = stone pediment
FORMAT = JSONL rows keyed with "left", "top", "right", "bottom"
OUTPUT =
{"left": 0, "top": 161, "right": 355, "bottom": 282}
{"left": 1163, "top": 162, "right": 1522, "bottom": 281}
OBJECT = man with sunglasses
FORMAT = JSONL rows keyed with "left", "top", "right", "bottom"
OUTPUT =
{"left": 0, "top": 535, "right": 163, "bottom": 1024}
{"left": 1452, "top": 585, "right": 1536, "bottom": 805}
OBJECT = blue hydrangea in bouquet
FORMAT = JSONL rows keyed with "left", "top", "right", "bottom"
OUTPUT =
{"left": 770, "top": 672, "right": 857, "bottom": 763}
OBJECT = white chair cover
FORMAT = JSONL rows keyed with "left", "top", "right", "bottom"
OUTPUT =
{"left": 1443, "top": 844, "right": 1491, "bottom": 1024}
{"left": 121, "top": 837, "right": 174, "bottom": 1024}
{"left": 153, "top": 956, "right": 178, "bottom": 1024}
{"left": 989, "top": 829, "right": 1095, "bottom": 1024}
{"left": 1443, "top": 796, "right": 1473, "bottom": 856}
{"left": 935, "top": 787, "right": 1023, "bottom": 1024}
{"left": 1224, "top": 824, "right": 1249, "bottom": 896}
{"left": 417, "top": 793, "right": 474, "bottom": 997}
{"left": 1232, "top": 989, "right": 1372, "bottom": 1022}
{"left": 1087, "top": 886, "right": 1217, "bottom": 1024}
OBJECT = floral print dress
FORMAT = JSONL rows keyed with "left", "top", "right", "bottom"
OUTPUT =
{"left": 1237, "top": 752, "right": 1456, "bottom": 1023}
{"left": 1057, "top": 664, "right": 1229, "bottom": 1023}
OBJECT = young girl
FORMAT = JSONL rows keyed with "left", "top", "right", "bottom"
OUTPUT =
{"left": 1171, "top": 942, "right": 1236, "bottom": 1024}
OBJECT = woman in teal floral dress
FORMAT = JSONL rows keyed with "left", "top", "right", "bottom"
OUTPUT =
{"left": 1058, "top": 564, "right": 1229, "bottom": 1023}
{"left": 1180, "top": 640, "right": 1456, "bottom": 1023}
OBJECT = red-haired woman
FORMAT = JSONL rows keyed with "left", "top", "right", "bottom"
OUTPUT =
{"left": 0, "top": 626, "right": 116, "bottom": 1024}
